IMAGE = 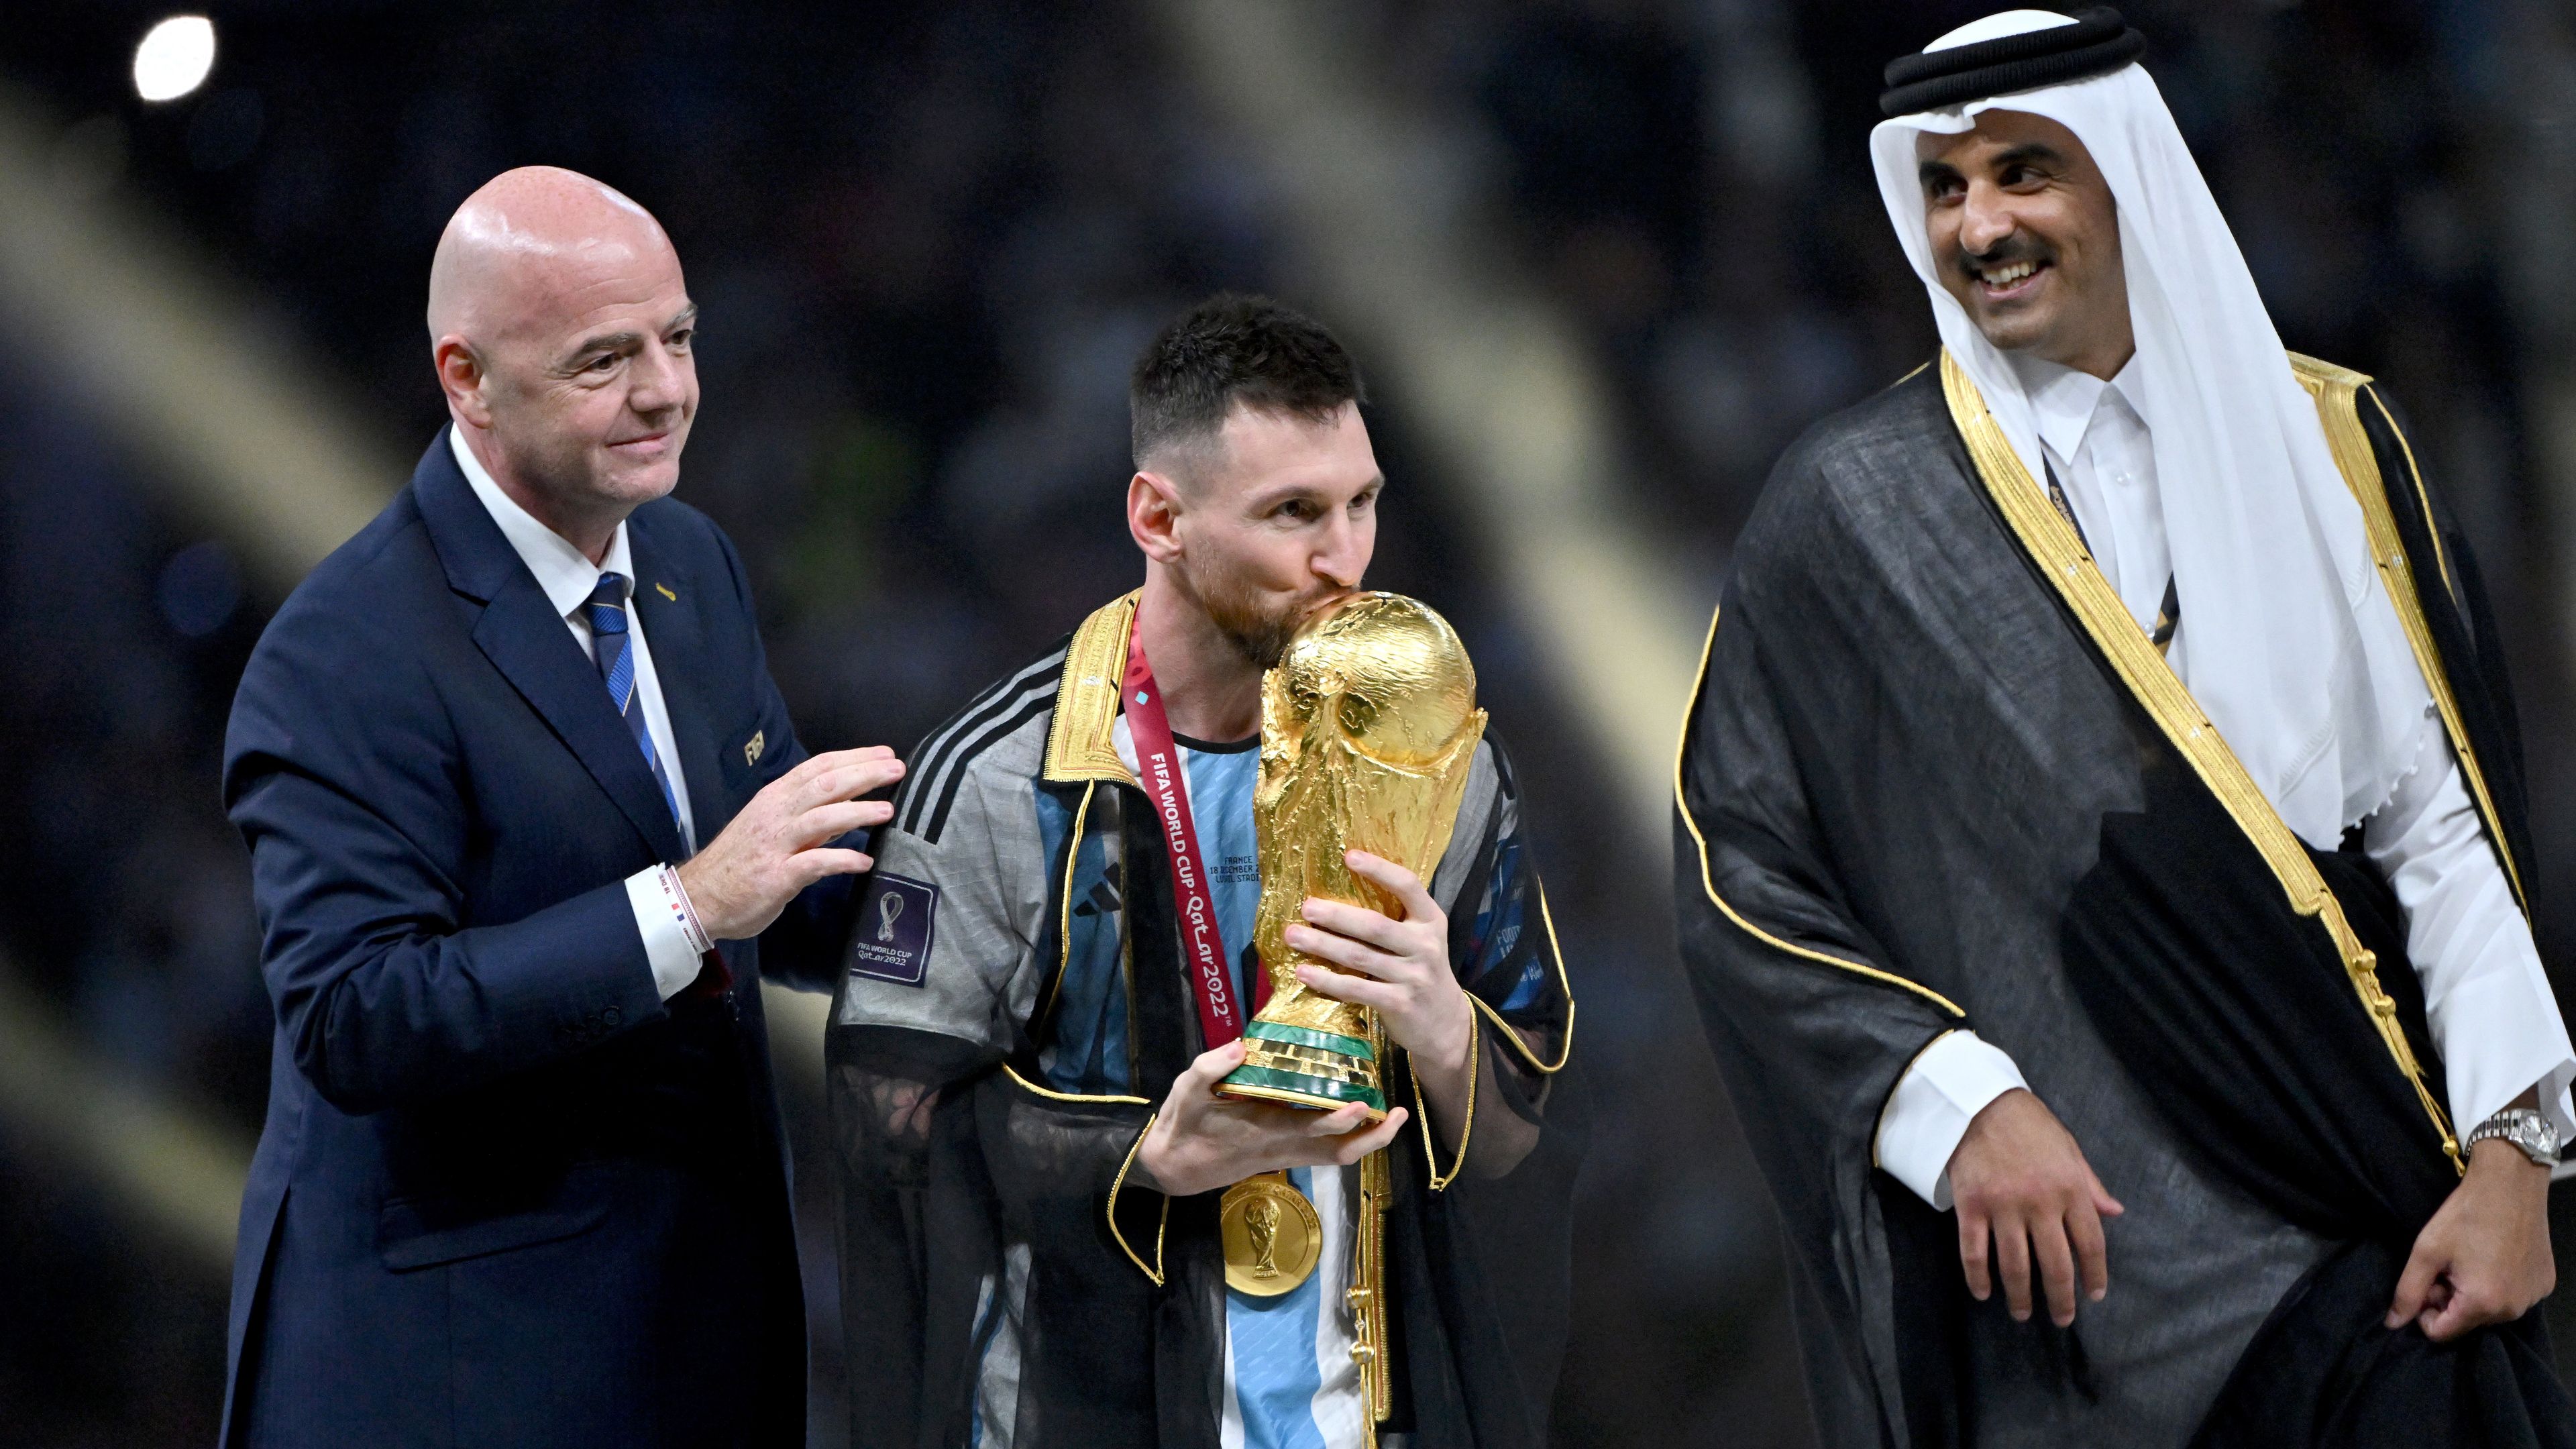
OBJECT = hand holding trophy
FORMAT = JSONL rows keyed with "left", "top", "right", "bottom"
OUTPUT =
{"left": 1212, "top": 591, "right": 1485, "bottom": 1426}
{"left": 1217, "top": 591, "right": 1487, "bottom": 1117}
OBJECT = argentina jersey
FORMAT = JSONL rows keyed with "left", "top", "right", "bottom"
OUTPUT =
{"left": 1178, "top": 735, "right": 1367, "bottom": 1449}
{"left": 978, "top": 722, "right": 1366, "bottom": 1448}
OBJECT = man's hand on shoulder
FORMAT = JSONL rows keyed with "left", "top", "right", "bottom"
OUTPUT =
{"left": 2388, "top": 1134, "right": 2557, "bottom": 1342}
{"left": 1136, "top": 1040, "right": 1408, "bottom": 1199}
{"left": 678, "top": 747, "right": 905, "bottom": 940}
{"left": 1948, "top": 1087, "right": 2124, "bottom": 1328}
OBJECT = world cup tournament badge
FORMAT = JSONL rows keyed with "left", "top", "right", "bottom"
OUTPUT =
{"left": 847, "top": 873, "right": 938, "bottom": 986}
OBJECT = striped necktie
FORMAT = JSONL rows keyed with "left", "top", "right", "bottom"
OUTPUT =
{"left": 583, "top": 572, "right": 684, "bottom": 832}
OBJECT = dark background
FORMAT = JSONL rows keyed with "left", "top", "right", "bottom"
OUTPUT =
{"left": 5, "top": 3, "right": 2575, "bottom": 1445}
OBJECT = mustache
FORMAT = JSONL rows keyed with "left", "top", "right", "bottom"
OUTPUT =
{"left": 1201, "top": 583, "right": 1354, "bottom": 671}
{"left": 1954, "top": 236, "right": 2055, "bottom": 274}
{"left": 1234, "top": 590, "right": 1351, "bottom": 669}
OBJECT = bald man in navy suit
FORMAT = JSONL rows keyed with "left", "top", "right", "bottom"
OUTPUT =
{"left": 219, "top": 167, "right": 898, "bottom": 1448}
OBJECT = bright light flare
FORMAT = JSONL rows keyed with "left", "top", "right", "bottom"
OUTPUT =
{"left": 133, "top": 16, "right": 215, "bottom": 103}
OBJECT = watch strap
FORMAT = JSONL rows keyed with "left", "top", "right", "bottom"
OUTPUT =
{"left": 2465, "top": 1107, "right": 2560, "bottom": 1167}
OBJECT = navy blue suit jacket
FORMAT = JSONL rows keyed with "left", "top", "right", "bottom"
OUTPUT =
{"left": 219, "top": 434, "right": 847, "bottom": 1448}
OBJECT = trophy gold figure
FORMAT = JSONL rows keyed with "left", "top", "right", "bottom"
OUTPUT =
{"left": 1212, "top": 590, "right": 1481, "bottom": 1435}
{"left": 1216, "top": 591, "right": 1486, "bottom": 1118}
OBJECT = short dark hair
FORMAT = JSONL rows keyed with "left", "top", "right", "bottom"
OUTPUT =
{"left": 1129, "top": 293, "right": 1366, "bottom": 472}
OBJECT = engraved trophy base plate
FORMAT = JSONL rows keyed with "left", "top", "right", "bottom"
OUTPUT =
{"left": 1217, "top": 1020, "right": 1387, "bottom": 1119}
{"left": 1220, "top": 1171, "right": 1322, "bottom": 1296}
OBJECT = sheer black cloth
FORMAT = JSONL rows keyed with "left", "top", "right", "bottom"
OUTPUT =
{"left": 1676, "top": 363, "right": 2572, "bottom": 1447}
{"left": 831, "top": 706, "right": 1578, "bottom": 1449}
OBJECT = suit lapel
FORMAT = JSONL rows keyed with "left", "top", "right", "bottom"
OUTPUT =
{"left": 627, "top": 522, "right": 730, "bottom": 849}
{"left": 412, "top": 430, "right": 688, "bottom": 864}
{"left": 472, "top": 580, "right": 688, "bottom": 863}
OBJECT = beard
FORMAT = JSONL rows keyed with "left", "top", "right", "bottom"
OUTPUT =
{"left": 1184, "top": 558, "right": 1332, "bottom": 671}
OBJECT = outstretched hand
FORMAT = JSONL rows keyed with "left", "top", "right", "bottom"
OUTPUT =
{"left": 677, "top": 746, "right": 904, "bottom": 940}
{"left": 1948, "top": 1087, "right": 2123, "bottom": 1327}
{"left": 1136, "top": 1039, "right": 1407, "bottom": 1199}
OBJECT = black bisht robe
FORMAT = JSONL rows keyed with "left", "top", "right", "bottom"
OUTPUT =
{"left": 828, "top": 594, "right": 1581, "bottom": 1449}
{"left": 1676, "top": 351, "right": 2575, "bottom": 1447}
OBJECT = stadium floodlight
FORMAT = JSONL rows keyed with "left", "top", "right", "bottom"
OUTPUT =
{"left": 133, "top": 15, "right": 215, "bottom": 103}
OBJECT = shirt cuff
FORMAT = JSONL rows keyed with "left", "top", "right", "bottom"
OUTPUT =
{"left": 2432, "top": 955, "right": 2576, "bottom": 1141}
{"left": 625, "top": 867, "right": 707, "bottom": 1002}
{"left": 1876, "top": 1030, "right": 2028, "bottom": 1210}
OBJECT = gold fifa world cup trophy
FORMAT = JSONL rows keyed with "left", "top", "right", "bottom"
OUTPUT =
{"left": 1218, "top": 592, "right": 1487, "bottom": 1119}
{"left": 1214, "top": 591, "right": 1483, "bottom": 1433}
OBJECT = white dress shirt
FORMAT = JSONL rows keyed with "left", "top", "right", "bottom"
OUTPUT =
{"left": 1873, "top": 360, "right": 2575, "bottom": 1209}
{"left": 449, "top": 425, "right": 708, "bottom": 1002}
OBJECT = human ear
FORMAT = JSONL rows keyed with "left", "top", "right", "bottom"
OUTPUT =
{"left": 1128, "top": 470, "right": 1187, "bottom": 564}
{"left": 435, "top": 337, "right": 495, "bottom": 429}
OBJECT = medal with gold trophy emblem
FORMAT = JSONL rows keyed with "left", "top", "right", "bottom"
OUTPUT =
{"left": 1213, "top": 591, "right": 1487, "bottom": 1424}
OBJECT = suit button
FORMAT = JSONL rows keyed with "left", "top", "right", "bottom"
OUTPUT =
{"left": 602, "top": 1006, "right": 623, "bottom": 1028}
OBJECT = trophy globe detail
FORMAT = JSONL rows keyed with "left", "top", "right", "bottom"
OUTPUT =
{"left": 1217, "top": 592, "right": 1487, "bottom": 1118}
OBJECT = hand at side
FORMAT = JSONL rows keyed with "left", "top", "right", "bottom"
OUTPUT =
{"left": 1136, "top": 1040, "right": 1408, "bottom": 1199}
{"left": 1947, "top": 1087, "right": 2123, "bottom": 1327}
{"left": 2387, "top": 1136, "right": 2556, "bottom": 1341}
{"left": 678, "top": 746, "right": 905, "bottom": 940}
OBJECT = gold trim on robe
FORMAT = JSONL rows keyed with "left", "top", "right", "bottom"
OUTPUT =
{"left": 1466, "top": 882, "right": 1577, "bottom": 1077}
{"left": 1105, "top": 1114, "right": 1170, "bottom": 1286}
{"left": 1044, "top": 591, "right": 1144, "bottom": 787}
{"left": 1941, "top": 349, "right": 2459, "bottom": 1170}
{"left": 1673, "top": 605, "right": 1972, "bottom": 1020}
{"left": 2287, "top": 352, "right": 2526, "bottom": 915}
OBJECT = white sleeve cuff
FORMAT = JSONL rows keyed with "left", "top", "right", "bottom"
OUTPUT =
{"left": 1876, "top": 1030, "right": 2028, "bottom": 1210}
{"left": 625, "top": 867, "right": 706, "bottom": 1002}
{"left": 2432, "top": 959, "right": 2576, "bottom": 1141}
{"left": 2364, "top": 743, "right": 2576, "bottom": 1140}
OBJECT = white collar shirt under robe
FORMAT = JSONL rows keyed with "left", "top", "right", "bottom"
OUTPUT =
{"left": 2018, "top": 355, "right": 2174, "bottom": 646}
{"left": 449, "top": 425, "right": 708, "bottom": 1002}
{"left": 1872, "top": 364, "right": 2576, "bottom": 1208}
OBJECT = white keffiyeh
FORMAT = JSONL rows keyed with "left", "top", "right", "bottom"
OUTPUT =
{"left": 1871, "top": 9, "right": 2433, "bottom": 847}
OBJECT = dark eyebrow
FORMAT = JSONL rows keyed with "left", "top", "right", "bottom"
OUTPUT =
{"left": 1242, "top": 474, "right": 1384, "bottom": 513}
{"left": 1243, "top": 481, "right": 1326, "bottom": 511}
{"left": 1991, "top": 142, "right": 2068, "bottom": 172}
{"left": 1918, "top": 158, "right": 1962, "bottom": 187}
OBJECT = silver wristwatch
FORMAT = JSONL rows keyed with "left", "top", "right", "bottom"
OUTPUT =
{"left": 2465, "top": 1108, "right": 2561, "bottom": 1167}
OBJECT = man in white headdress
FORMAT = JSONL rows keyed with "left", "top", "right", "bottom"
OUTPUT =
{"left": 1676, "top": 8, "right": 2576, "bottom": 1445}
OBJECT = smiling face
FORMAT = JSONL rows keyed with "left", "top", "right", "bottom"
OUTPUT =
{"left": 1140, "top": 400, "right": 1380, "bottom": 669}
{"left": 480, "top": 248, "right": 697, "bottom": 519}
{"left": 429, "top": 168, "right": 699, "bottom": 555}
{"left": 1917, "top": 110, "right": 2134, "bottom": 378}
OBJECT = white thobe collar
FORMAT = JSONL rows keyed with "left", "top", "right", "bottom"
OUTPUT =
{"left": 448, "top": 423, "right": 638, "bottom": 617}
{"left": 2014, "top": 352, "right": 2147, "bottom": 469}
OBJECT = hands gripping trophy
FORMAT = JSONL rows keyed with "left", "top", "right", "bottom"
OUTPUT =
{"left": 1204, "top": 591, "right": 1485, "bottom": 1421}
{"left": 1218, "top": 592, "right": 1487, "bottom": 1116}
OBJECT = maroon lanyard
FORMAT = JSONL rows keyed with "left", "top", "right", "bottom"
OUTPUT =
{"left": 1123, "top": 633, "right": 1246, "bottom": 1048}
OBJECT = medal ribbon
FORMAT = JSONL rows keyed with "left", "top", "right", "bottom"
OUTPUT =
{"left": 1123, "top": 634, "right": 1247, "bottom": 1048}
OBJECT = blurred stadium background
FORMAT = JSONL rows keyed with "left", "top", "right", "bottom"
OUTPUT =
{"left": 5, "top": 2, "right": 2576, "bottom": 1444}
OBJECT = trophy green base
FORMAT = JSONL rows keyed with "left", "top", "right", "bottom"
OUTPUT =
{"left": 1217, "top": 1020, "right": 1387, "bottom": 1120}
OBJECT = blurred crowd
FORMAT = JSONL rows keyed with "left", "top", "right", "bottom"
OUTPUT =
{"left": 1, "top": 3, "right": 2566, "bottom": 1446}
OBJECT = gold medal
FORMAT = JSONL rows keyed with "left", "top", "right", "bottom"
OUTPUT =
{"left": 1218, "top": 1171, "right": 1322, "bottom": 1296}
